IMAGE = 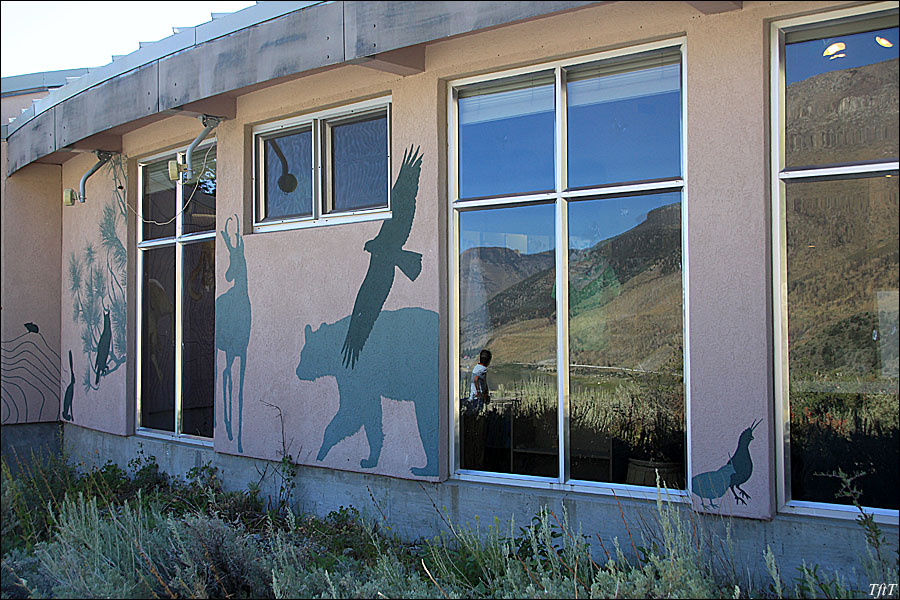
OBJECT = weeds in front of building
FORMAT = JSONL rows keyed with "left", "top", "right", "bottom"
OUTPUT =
{"left": 1, "top": 451, "right": 897, "bottom": 599}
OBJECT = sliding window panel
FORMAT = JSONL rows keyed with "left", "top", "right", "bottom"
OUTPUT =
{"left": 327, "top": 113, "right": 389, "bottom": 213}
{"left": 785, "top": 175, "right": 899, "bottom": 509}
{"left": 140, "top": 246, "right": 176, "bottom": 432}
{"left": 459, "top": 203, "right": 558, "bottom": 477}
{"left": 263, "top": 129, "right": 313, "bottom": 220}
{"left": 567, "top": 192, "right": 685, "bottom": 487}
{"left": 182, "top": 240, "right": 216, "bottom": 438}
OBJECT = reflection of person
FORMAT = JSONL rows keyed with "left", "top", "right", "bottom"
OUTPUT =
{"left": 468, "top": 349, "right": 492, "bottom": 413}
{"left": 463, "top": 349, "right": 491, "bottom": 470}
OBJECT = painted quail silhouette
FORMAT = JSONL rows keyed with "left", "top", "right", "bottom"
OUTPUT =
{"left": 692, "top": 419, "right": 761, "bottom": 509}
{"left": 94, "top": 309, "right": 112, "bottom": 384}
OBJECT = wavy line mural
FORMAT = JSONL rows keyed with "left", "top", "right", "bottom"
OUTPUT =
{"left": 216, "top": 214, "right": 251, "bottom": 454}
{"left": 1, "top": 323, "right": 61, "bottom": 424}
{"left": 67, "top": 155, "right": 127, "bottom": 392}
{"left": 296, "top": 146, "right": 438, "bottom": 477}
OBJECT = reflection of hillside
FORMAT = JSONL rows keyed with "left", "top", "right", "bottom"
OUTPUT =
{"left": 786, "top": 57, "right": 898, "bottom": 167}
{"left": 459, "top": 246, "right": 554, "bottom": 318}
{"left": 460, "top": 202, "right": 682, "bottom": 368}
{"left": 786, "top": 176, "right": 899, "bottom": 379}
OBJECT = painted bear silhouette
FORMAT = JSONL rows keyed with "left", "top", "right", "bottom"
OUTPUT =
{"left": 296, "top": 307, "right": 438, "bottom": 477}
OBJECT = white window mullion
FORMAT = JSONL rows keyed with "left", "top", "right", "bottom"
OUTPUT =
{"left": 174, "top": 158, "right": 185, "bottom": 437}
{"left": 555, "top": 65, "right": 570, "bottom": 484}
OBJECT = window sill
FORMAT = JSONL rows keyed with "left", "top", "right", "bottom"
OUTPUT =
{"left": 253, "top": 207, "right": 392, "bottom": 234}
{"left": 135, "top": 428, "right": 215, "bottom": 448}
{"left": 454, "top": 469, "right": 690, "bottom": 502}
{"left": 779, "top": 500, "right": 899, "bottom": 526}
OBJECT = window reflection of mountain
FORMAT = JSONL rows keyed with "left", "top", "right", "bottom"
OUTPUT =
{"left": 479, "top": 202, "right": 681, "bottom": 334}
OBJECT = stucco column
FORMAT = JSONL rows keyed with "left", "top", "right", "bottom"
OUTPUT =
{"left": 685, "top": 9, "right": 775, "bottom": 520}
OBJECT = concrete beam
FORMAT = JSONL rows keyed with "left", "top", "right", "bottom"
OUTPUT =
{"left": 63, "top": 133, "right": 123, "bottom": 154}
{"left": 343, "top": 1, "right": 598, "bottom": 59}
{"left": 685, "top": 1, "right": 742, "bottom": 15}
{"left": 54, "top": 63, "right": 158, "bottom": 149}
{"left": 158, "top": 2, "right": 344, "bottom": 111}
{"left": 351, "top": 46, "right": 426, "bottom": 76}
{"left": 7, "top": 107, "right": 55, "bottom": 174}
{"left": 172, "top": 95, "right": 238, "bottom": 120}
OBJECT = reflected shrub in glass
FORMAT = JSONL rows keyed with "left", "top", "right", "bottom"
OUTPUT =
{"left": 786, "top": 176, "right": 899, "bottom": 509}
{"left": 458, "top": 204, "right": 558, "bottom": 477}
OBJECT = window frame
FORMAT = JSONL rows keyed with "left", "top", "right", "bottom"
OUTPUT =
{"left": 252, "top": 97, "right": 392, "bottom": 233}
{"left": 135, "top": 141, "right": 217, "bottom": 446}
{"left": 447, "top": 38, "right": 690, "bottom": 500}
{"left": 770, "top": 2, "right": 900, "bottom": 524}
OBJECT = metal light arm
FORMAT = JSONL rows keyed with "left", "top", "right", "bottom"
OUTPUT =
{"left": 79, "top": 151, "right": 114, "bottom": 202}
{"left": 185, "top": 115, "right": 222, "bottom": 182}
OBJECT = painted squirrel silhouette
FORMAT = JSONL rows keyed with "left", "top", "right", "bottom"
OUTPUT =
{"left": 62, "top": 351, "right": 75, "bottom": 421}
{"left": 691, "top": 419, "right": 760, "bottom": 509}
{"left": 94, "top": 309, "right": 112, "bottom": 384}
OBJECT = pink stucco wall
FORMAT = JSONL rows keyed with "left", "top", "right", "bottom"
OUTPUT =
{"left": 59, "top": 152, "right": 129, "bottom": 435}
{"left": 1, "top": 143, "right": 62, "bottom": 425}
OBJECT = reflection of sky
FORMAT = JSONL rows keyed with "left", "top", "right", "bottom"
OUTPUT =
{"left": 266, "top": 131, "right": 312, "bottom": 219}
{"left": 459, "top": 203, "right": 555, "bottom": 254}
{"left": 568, "top": 192, "right": 681, "bottom": 249}
{"left": 459, "top": 88, "right": 555, "bottom": 199}
{"left": 786, "top": 27, "right": 898, "bottom": 85}
{"left": 568, "top": 63, "right": 680, "bottom": 187}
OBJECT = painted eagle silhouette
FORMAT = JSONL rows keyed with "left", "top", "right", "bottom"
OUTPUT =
{"left": 341, "top": 146, "right": 423, "bottom": 368}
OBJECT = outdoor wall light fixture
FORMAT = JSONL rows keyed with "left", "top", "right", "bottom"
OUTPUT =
{"left": 63, "top": 150, "right": 115, "bottom": 206}
{"left": 168, "top": 114, "right": 224, "bottom": 183}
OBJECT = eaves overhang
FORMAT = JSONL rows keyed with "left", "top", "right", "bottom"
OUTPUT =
{"left": 4, "top": 0, "right": 606, "bottom": 174}
{"left": 5, "top": 1, "right": 745, "bottom": 175}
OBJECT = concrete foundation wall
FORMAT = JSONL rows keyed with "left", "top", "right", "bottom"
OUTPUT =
{"left": 1, "top": 422, "right": 62, "bottom": 476}
{"left": 64, "top": 423, "right": 899, "bottom": 590}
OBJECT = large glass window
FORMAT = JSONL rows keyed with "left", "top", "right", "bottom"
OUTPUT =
{"left": 775, "top": 11, "right": 898, "bottom": 513}
{"left": 138, "top": 144, "right": 217, "bottom": 439}
{"left": 453, "top": 44, "right": 685, "bottom": 489}
{"left": 254, "top": 99, "right": 390, "bottom": 229}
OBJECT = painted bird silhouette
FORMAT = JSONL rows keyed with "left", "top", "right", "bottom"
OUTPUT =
{"left": 62, "top": 351, "right": 74, "bottom": 421}
{"left": 94, "top": 309, "right": 112, "bottom": 384}
{"left": 691, "top": 419, "right": 761, "bottom": 509}
{"left": 341, "top": 146, "right": 423, "bottom": 368}
{"left": 24, "top": 322, "right": 39, "bottom": 333}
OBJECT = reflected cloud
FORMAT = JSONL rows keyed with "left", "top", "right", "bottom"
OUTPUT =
{"left": 823, "top": 42, "right": 846, "bottom": 58}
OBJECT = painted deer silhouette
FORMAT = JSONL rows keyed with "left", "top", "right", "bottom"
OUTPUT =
{"left": 215, "top": 214, "right": 251, "bottom": 453}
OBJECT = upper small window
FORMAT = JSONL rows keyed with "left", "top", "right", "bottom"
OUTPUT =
{"left": 254, "top": 99, "right": 391, "bottom": 229}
